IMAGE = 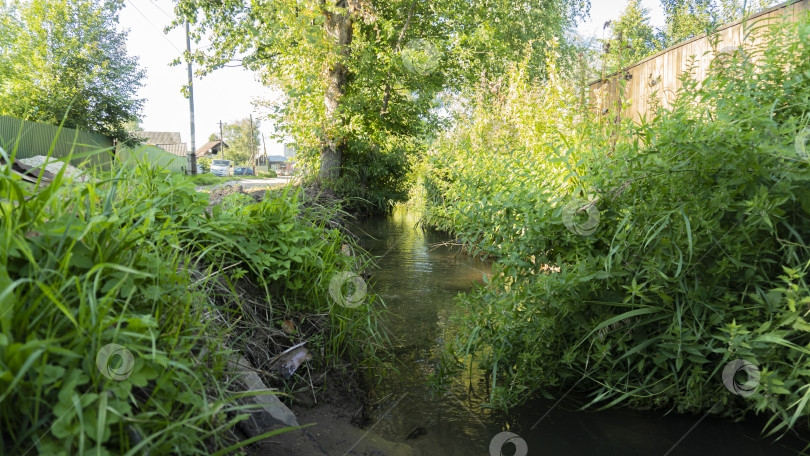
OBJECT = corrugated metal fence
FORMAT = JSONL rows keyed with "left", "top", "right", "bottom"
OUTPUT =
{"left": 0, "top": 116, "right": 187, "bottom": 173}
{"left": 117, "top": 145, "right": 185, "bottom": 174}
{"left": 0, "top": 115, "right": 114, "bottom": 168}
{"left": 588, "top": 0, "right": 810, "bottom": 122}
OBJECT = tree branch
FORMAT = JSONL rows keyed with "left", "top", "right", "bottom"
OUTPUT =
{"left": 380, "top": 0, "right": 418, "bottom": 116}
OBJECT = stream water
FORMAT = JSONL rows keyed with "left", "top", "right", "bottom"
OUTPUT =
{"left": 349, "top": 208, "right": 809, "bottom": 456}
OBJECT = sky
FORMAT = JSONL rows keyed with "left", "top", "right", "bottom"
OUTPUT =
{"left": 119, "top": 0, "right": 667, "bottom": 154}
{"left": 577, "top": 0, "right": 666, "bottom": 37}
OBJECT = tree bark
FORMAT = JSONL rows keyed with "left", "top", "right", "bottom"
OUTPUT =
{"left": 320, "top": 0, "right": 353, "bottom": 181}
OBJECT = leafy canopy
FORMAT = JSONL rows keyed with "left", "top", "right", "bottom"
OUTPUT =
{"left": 172, "top": 0, "right": 589, "bottom": 181}
{"left": 660, "top": 0, "right": 778, "bottom": 45}
{"left": 0, "top": 0, "right": 144, "bottom": 140}
{"left": 218, "top": 117, "right": 261, "bottom": 166}
{"left": 604, "top": 0, "right": 665, "bottom": 72}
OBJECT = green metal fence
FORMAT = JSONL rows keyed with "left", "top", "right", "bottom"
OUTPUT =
{"left": 0, "top": 115, "right": 114, "bottom": 168}
{"left": 117, "top": 145, "right": 186, "bottom": 174}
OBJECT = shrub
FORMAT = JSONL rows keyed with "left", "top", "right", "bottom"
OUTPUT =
{"left": 0, "top": 145, "right": 378, "bottom": 453}
{"left": 425, "top": 15, "right": 810, "bottom": 435}
{"left": 197, "top": 156, "right": 212, "bottom": 173}
{"left": 326, "top": 135, "right": 419, "bottom": 215}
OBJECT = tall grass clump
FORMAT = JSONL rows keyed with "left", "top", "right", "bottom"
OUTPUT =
{"left": 0, "top": 140, "right": 380, "bottom": 453}
{"left": 423, "top": 14, "right": 810, "bottom": 435}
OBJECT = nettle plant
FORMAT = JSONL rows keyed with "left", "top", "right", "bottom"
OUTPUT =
{"left": 0, "top": 143, "right": 377, "bottom": 453}
{"left": 432, "top": 14, "right": 810, "bottom": 434}
{"left": 0, "top": 154, "right": 247, "bottom": 454}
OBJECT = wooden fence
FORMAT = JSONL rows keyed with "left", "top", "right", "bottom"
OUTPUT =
{"left": 588, "top": 0, "right": 810, "bottom": 122}
{"left": 0, "top": 115, "right": 114, "bottom": 168}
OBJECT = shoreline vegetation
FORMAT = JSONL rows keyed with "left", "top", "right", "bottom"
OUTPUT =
{"left": 417, "top": 12, "right": 810, "bottom": 441}
{"left": 0, "top": 149, "right": 387, "bottom": 454}
{"left": 3, "top": 0, "right": 810, "bottom": 453}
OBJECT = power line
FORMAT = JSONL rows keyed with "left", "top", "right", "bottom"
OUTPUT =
{"left": 130, "top": 0, "right": 216, "bottom": 53}
{"left": 147, "top": 0, "right": 174, "bottom": 20}
{"left": 125, "top": 0, "right": 182, "bottom": 54}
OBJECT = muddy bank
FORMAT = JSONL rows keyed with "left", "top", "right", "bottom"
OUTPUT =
{"left": 202, "top": 183, "right": 411, "bottom": 455}
{"left": 246, "top": 383, "right": 419, "bottom": 456}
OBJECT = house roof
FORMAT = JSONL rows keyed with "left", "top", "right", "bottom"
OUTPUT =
{"left": 265, "top": 155, "right": 288, "bottom": 163}
{"left": 137, "top": 131, "right": 183, "bottom": 146}
{"left": 195, "top": 140, "right": 229, "bottom": 157}
{"left": 158, "top": 143, "right": 189, "bottom": 157}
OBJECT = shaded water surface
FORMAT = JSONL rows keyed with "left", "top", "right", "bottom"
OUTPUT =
{"left": 350, "top": 208, "right": 808, "bottom": 456}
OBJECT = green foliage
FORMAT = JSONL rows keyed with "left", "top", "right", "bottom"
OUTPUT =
{"left": 321, "top": 134, "right": 417, "bottom": 214}
{"left": 220, "top": 118, "right": 260, "bottom": 166}
{"left": 603, "top": 0, "right": 665, "bottom": 72}
{"left": 0, "top": 156, "right": 240, "bottom": 454}
{"left": 0, "top": 0, "right": 144, "bottom": 140}
{"left": 172, "top": 0, "right": 589, "bottom": 208}
{"left": 187, "top": 174, "right": 232, "bottom": 185}
{"left": 660, "top": 0, "right": 778, "bottom": 45}
{"left": 0, "top": 141, "right": 378, "bottom": 452}
{"left": 422, "top": 15, "right": 810, "bottom": 435}
{"left": 197, "top": 156, "right": 212, "bottom": 173}
{"left": 258, "top": 170, "right": 277, "bottom": 178}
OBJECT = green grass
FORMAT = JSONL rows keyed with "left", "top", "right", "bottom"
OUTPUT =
{"left": 186, "top": 174, "right": 241, "bottom": 186}
{"left": 422, "top": 13, "right": 810, "bottom": 437}
{"left": 0, "top": 143, "right": 385, "bottom": 454}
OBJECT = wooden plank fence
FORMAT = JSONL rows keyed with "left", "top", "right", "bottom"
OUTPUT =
{"left": 588, "top": 0, "right": 810, "bottom": 122}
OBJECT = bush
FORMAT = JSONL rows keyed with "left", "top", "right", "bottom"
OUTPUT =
{"left": 425, "top": 16, "right": 810, "bottom": 435}
{"left": 197, "top": 156, "right": 212, "bottom": 173}
{"left": 258, "top": 170, "right": 277, "bottom": 178}
{"left": 0, "top": 147, "right": 378, "bottom": 453}
{"left": 326, "top": 135, "right": 418, "bottom": 215}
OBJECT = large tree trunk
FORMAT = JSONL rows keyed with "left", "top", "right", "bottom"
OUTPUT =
{"left": 320, "top": 0, "right": 353, "bottom": 181}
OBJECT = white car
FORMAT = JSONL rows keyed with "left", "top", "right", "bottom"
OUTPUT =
{"left": 209, "top": 159, "right": 232, "bottom": 177}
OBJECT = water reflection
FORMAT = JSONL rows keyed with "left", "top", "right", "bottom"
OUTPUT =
{"left": 350, "top": 207, "right": 808, "bottom": 456}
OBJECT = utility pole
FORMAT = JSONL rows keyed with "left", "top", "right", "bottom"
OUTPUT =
{"left": 249, "top": 115, "right": 257, "bottom": 175}
{"left": 185, "top": 21, "right": 198, "bottom": 175}
{"left": 219, "top": 120, "right": 224, "bottom": 160}
{"left": 261, "top": 133, "right": 268, "bottom": 168}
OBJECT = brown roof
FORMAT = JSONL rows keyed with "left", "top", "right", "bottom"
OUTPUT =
{"left": 195, "top": 140, "right": 229, "bottom": 157}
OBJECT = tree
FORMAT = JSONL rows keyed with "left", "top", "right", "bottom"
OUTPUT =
{"left": 0, "top": 0, "right": 145, "bottom": 140}
{"left": 604, "top": 0, "right": 665, "bottom": 72}
{"left": 659, "top": 0, "right": 777, "bottom": 46}
{"left": 173, "top": 0, "right": 589, "bottom": 183}
{"left": 221, "top": 118, "right": 260, "bottom": 166}
{"left": 714, "top": 0, "right": 776, "bottom": 22}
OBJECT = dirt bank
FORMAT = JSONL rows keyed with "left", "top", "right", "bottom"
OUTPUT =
{"left": 246, "top": 381, "right": 420, "bottom": 456}
{"left": 202, "top": 184, "right": 414, "bottom": 455}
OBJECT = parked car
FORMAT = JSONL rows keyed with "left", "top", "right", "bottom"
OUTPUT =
{"left": 210, "top": 159, "right": 232, "bottom": 177}
{"left": 233, "top": 167, "right": 254, "bottom": 176}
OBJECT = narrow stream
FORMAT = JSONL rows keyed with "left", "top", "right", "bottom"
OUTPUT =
{"left": 350, "top": 208, "right": 809, "bottom": 456}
